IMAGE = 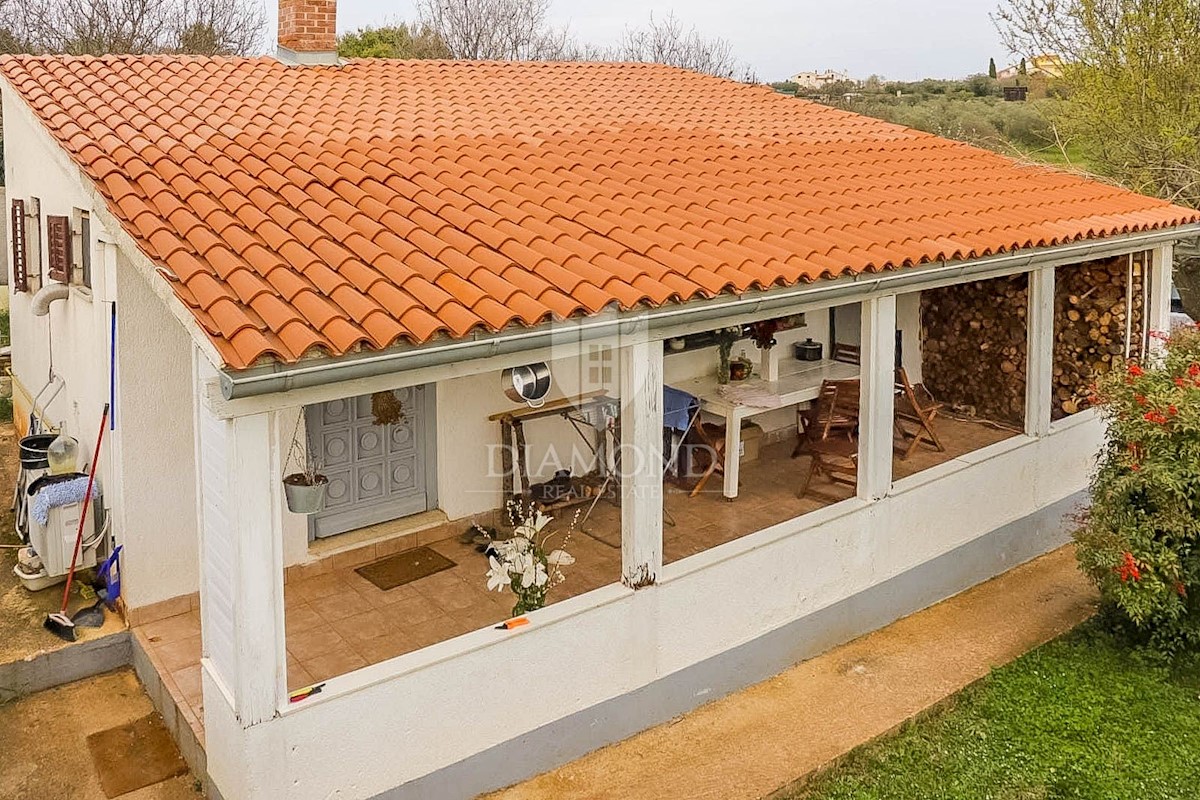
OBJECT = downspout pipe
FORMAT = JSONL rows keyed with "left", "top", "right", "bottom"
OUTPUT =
{"left": 31, "top": 282, "right": 71, "bottom": 316}
{"left": 220, "top": 225, "right": 1200, "bottom": 399}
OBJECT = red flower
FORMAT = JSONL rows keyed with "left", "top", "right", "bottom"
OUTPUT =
{"left": 1189, "top": 363, "right": 1200, "bottom": 378}
{"left": 1129, "top": 364, "right": 1145, "bottom": 377}
{"left": 1135, "top": 394, "right": 1147, "bottom": 405}
{"left": 1175, "top": 582, "right": 1188, "bottom": 598}
{"left": 1130, "top": 463, "right": 1140, "bottom": 472}
{"left": 1143, "top": 410, "right": 1169, "bottom": 425}
{"left": 1169, "top": 405, "right": 1178, "bottom": 416}
{"left": 1117, "top": 552, "right": 1142, "bottom": 583}
{"left": 1149, "top": 330, "right": 1170, "bottom": 341}
{"left": 1176, "top": 377, "right": 1187, "bottom": 388}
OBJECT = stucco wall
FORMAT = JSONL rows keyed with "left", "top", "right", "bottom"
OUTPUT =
{"left": 4, "top": 85, "right": 198, "bottom": 609}
{"left": 202, "top": 414, "right": 1103, "bottom": 800}
{"left": 115, "top": 259, "right": 199, "bottom": 607}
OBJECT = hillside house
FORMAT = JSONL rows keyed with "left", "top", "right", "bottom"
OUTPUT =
{"left": 2, "top": 2, "right": 1197, "bottom": 798}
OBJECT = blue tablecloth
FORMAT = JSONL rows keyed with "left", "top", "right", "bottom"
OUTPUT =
{"left": 663, "top": 386, "right": 698, "bottom": 432}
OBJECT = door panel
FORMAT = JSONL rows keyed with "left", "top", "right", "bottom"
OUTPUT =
{"left": 306, "top": 385, "right": 436, "bottom": 539}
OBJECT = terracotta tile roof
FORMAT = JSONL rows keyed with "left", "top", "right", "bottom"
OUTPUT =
{"left": 2, "top": 56, "right": 1196, "bottom": 369}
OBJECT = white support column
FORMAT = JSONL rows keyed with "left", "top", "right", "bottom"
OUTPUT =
{"left": 1025, "top": 266, "right": 1055, "bottom": 437}
{"left": 857, "top": 295, "right": 896, "bottom": 501}
{"left": 196, "top": 380, "right": 286, "bottom": 727}
{"left": 619, "top": 331, "right": 663, "bottom": 588}
{"left": 1148, "top": 244, "right": 1174, "bottom": 344}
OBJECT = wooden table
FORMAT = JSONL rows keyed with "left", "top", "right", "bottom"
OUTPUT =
{"left": 670, "top": 359, "right": 860, "bottom": 499}
{"left": 488, "top": 391, "right": 619, "bottom": 506}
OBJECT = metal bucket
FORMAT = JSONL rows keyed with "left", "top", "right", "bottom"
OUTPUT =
{"left": 19, "top": 434, "right": 56, "bottom": 470}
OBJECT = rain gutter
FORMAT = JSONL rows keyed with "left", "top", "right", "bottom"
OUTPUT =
{"left": 220, "top": 225, "right": 1200, "bottom": 399}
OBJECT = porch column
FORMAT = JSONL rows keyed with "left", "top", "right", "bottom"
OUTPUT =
{"left": 857, "top": 295, "right": 896, "bottom": 501}
{"left": 619, "top": 332, "right": 664, "bottom": 587}
{"left": 1025, "top": 266, "right": 1055, "bottom": 437}
{"left": 195, "top": 393, "right": 286, "bottom": 727}
{"left": 1148, "top": 244, "right": 1174, "bottom": 343}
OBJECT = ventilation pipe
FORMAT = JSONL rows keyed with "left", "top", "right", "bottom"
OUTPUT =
{"left": 31, "top": 283, "right": 70, "bottom": 316}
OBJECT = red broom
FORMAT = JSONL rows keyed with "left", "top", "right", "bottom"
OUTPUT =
{"left": 44, "top": 403, "right": 110, "bottom": 642}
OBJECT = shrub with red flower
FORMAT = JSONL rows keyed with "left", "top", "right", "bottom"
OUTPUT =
{"left": 1075, "top": 326, "right": 1200, "bottom": 655}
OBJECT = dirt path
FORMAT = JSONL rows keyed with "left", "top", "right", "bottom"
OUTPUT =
{"left": 485, "top": 545, "right": 1097, "bottom": 800}
{"left": 0, "top": 669, "right": 197, "bottom": 799}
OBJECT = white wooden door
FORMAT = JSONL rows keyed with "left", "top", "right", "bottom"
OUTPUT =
{"left": 306, "top": 386, "right": 437, "bottom": 539}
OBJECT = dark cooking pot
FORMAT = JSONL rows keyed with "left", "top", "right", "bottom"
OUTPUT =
{"left": 794, "top": 338, "right": 823, "bottom": 361}
{"left": 19, "top": 433, "right": 56, "bottom": 470}
{"left": 503, "top": 363, "right": 553, "bottom": 407}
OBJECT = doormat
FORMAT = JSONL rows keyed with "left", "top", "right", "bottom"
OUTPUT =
{"left": 356, "top": 546, "right": 456, "bottom": 591}
{"left": 87, "top": 713, "right": 188, "bottom": 798}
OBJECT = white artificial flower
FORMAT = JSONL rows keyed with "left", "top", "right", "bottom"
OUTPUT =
{"left": 547, "top": 549, "right": 575, "bottom": 568}
{"left": 486, "top": 556, "right": 509, "bottom": 592}
{"left": 532, "top": 511, "right": 552, "bottom": 532}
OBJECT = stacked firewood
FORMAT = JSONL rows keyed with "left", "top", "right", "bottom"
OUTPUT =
{"left": 920, "top": 275, "right": 1029, "bottom": 426}
{"left": 1052, "top": 255, "right": 1146, "bottom": 418}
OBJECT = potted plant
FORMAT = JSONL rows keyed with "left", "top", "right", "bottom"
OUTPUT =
{"left": 282, "top": 411, "right": 328, "bottom": 514}
{"left": 479, "top": 501, "right": 576, "bottom": 616}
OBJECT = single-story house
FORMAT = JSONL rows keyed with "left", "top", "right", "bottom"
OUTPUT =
{"left": 2, "top": 2, "right": 1198, "bottom": 797}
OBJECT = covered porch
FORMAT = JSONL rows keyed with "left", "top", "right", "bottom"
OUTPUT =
{"left": 162, "top": 245, "right": 1171, "bottom": 799}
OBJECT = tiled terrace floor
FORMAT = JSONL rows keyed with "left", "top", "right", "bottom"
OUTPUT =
{"left": 137, "top": 415, "right": 1018, "bottom": 745}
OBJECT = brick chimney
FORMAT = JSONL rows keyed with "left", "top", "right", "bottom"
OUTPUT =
{"left": 277, "top": 0, "right": 338, "bottom": 65}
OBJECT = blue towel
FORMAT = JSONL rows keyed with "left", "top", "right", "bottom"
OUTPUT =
{"left": 663, "top": 386, "right": 698, "bottom": 432}
{"left": 31, "top": 476, "right": 97, "bottom": 527}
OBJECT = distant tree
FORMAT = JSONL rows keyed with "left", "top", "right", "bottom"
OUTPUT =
{"left": 0, "top": 0, "right": 265, "bottom": 55}
{"left": 610, "top": 12, "right": 756, "bottom": 82}
{"left": 988, "top": 57, "right": 998, "bottom": 78}
{"left": 967, "top": 73, "right": 996, "bottom": 97}
{"left": 338, "top": 23, "right": 451, "bottom": 59}
{"left": 996, "top": 0, "right": 1200, "bottom": 315}
{"left": 769, "top": 80, "right": 798, "bottom": 95}
{"left": 415, "top": 0, "right": 573, "bottom": 60}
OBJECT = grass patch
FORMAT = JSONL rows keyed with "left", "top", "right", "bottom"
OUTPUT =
{"left": 787, "top": 622, "right": 1200, "bottom": 800}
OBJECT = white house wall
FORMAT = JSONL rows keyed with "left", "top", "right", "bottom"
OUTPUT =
{"left": 3, "top": 86, "right": 198, "bottom": 610}
{"left": 203, "top": 415, "right": 1101, "bottom": 800}
{"left": 114, "top": 257, "right": 199, "bottom": 608}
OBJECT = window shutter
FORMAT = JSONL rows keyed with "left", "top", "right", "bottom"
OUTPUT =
{"left": 47, "top": 214, "right": 71, "bottom": 283}
{"left": 10, "top": 200, "right": 28, "bottom": 292}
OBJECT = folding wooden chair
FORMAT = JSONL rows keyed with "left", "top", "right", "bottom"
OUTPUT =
{"left": 688, "top": 419, "right": 728, "bottom": 498}
{"left": 794, "top": 379, "right": 860, "bottom": 497}
{"left": 831, "top": 342, "right": 861, "bottom": 365}
{"left": 893, "top": 367, "right": 945, "bottom": 460}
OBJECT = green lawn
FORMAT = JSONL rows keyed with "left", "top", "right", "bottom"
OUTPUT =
{"left": 787, "top": 623, "right": 1200, "bottom": 800}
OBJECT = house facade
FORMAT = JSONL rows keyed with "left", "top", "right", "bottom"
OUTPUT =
{"left": 2, "top": 4, "right": 1198, "bottom": 798}
{"left": 787, "top": 69, "right": 851, "bottom": 90}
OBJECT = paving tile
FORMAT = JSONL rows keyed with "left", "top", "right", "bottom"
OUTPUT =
{"left": 154, "top": 635, "right": 202, "bottom": 674}
{"left": 285, "top": 625, "right": 347, "bottom": 662}
{"left": 301, "top": 649, "right": 368, "bottom": 683}
{"left": 138, "top": 612, "right": 201, "bottom": 646}
{"left": 2, "top": 56, "right": 1193, "bottom": 372}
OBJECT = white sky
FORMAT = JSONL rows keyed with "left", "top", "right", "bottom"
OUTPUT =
{"left": 266, "top": 0, "right": 1015, "bottom": 82}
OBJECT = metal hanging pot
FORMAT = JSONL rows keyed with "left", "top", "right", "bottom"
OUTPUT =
{"left": 502, "top": 363, "right": 553, "bottom": 408}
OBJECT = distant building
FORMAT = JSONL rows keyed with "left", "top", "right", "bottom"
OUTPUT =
{"left": 997, "top": 54, "right": 1064, "bottom": 80}
{"left": 788, "top": 69, "right": 850, "bottom": 90}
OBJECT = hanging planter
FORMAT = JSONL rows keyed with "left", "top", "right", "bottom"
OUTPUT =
{"left": 282, "top": 409, "right": 327, "bottom": 515}
{"left": 283, "top": 473, "right": 329, "bottom": 514}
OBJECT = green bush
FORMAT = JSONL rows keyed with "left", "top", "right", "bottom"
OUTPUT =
{"left": 1076, "top": 326, "right": 1200, "bottom": 655}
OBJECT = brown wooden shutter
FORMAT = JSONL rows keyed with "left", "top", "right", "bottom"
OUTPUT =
{"left": 47, "top": 214, "right": 71, "bottom": 283}
{"left": 10, "top": 200, "right": 28, "bottom": 292}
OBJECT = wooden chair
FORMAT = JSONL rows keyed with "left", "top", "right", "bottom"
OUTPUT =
{"left": 831, "top": 342, "right": 861, "bottom": 365}
{"left": 795, "top": 379, "right": 860, "bottom": 497}
{"left": 688, "top": 420, "right": 728, "bottom": 498}
{"left": 893, "top": 367, "right": 945, "bottom": 460}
